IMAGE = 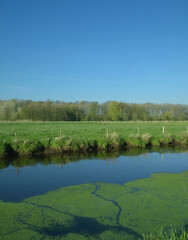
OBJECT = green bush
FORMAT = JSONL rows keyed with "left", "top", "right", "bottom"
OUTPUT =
{"left": 159, "top": 134, "right": 175, "bottom": 146}
{"left": 0, "top": 141, "right": 13, "bottom": 155}
{"left": 12, "top": 140, "right": 44, "bottom": 155}
{"left": 151, "top": 137, "right": 160, "bottom": 146}
{"left": 97, "top": 137, "right": 109, "bottom": 150}
{"left": 141, "top": 133, "right": 152, "bottom": 147}
{"left": 127, "top": 134, "right": 142, "bottom": 147}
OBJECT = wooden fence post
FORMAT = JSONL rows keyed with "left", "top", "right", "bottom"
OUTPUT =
{"left": 15, "top": 132, "right": 18, "bottom": 141}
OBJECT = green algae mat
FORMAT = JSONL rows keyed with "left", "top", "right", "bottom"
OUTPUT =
{"left": 0, "top": 171, "right": 188, "bottom": 240}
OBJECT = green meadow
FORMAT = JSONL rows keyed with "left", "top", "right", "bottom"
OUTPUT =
{"left": 1, "top": 121, "right": 188, "bottom": 141}
{"left": 0, "top": 121, "right": 188, "bottom": 156}
{"left": 0, "top": 171, "right": 188, "bottom": 239}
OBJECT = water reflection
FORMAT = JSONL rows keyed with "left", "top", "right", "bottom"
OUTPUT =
{"left": 1, "top": 146, "right": 188, "bottom": 171}
{"left": 0, "top": 147, "right": 188, "bottom": 202}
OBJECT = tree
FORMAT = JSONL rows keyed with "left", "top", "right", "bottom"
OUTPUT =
{"left": 89, "top": 102, "right": 99, "bottom": 121}
{"left": 108, "top": 101, "right": 121, "bottom": 121}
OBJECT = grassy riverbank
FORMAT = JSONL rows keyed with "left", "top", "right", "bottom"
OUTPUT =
{"left": 0, "top": 121, "right": 188, "bottom": 156}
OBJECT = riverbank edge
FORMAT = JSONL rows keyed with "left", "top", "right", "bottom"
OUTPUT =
{"left": 1, "top": 133, "right": 188, "bottom": 157}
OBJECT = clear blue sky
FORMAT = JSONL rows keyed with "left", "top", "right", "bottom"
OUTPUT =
{"left": 0, "top": 0, "right": 188, "bottom": 104}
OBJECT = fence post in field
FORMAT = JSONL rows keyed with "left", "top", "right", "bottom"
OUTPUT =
{"left": 163, "top": 126, "right": 165, "bottom": 134}
{"left": 15, "top": 132, "right": 18, "bottom": 142}
{"left": 138, "top": 128, "right": 139, "bottom": 137}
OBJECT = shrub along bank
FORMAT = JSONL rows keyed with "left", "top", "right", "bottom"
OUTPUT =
{"left": 0, "top": 132, "right": 188, "bottom": 156}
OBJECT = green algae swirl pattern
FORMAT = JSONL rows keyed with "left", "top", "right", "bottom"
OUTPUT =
{"left": 0, "top": 171, "right": 188, "bottom": 240}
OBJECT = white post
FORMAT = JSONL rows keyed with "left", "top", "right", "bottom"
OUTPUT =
{"left": 15, "top": 132, "right": 18, "bottom": 141}
{"left": 163, "top": 126, "right": 165, "bottom": 134}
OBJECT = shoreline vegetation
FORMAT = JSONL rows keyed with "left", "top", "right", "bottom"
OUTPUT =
{"left": 141, "top": 228, "right": 188, "bottom": 240}
{"left": 1, "top": 121, "right": 188, "bottom": 156}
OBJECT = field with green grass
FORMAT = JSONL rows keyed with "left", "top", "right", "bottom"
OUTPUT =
{"left": 0, "top": 171, "right": 188, "bottom": 239}
{"left": 0, "top": 121, "right": 188, "bottom": 156}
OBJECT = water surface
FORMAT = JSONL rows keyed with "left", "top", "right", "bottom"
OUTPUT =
{"left": 0, "top": 148, "right": 188, "bottom": 202}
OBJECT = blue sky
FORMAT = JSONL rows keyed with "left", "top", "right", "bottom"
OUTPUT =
{"left": 0, "top": 0, "right": 188, "bottom": 104}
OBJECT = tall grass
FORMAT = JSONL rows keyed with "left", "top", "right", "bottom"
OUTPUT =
{"left": 11, "top": 139, "right": 44, "bottom": 155}
{"left": 142, "top": 227, "right": 188, "bottom": 240}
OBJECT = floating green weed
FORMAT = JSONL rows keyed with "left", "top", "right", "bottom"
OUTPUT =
{"left": 0, "top": 171, "right": 188, "bottom": 239}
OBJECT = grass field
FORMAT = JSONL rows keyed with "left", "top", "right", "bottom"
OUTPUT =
{"left": 0, "top": 171, "right": 188, "bottom": 239}
{"left": 0, "top": 121, "right": 188, "bottom": 156}
{"left": 1, "top": 121, "right": 188, "bottom": 141}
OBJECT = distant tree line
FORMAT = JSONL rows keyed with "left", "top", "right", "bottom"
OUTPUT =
{"left": 0, "top": 99, "right": 188, "bottom": 121}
